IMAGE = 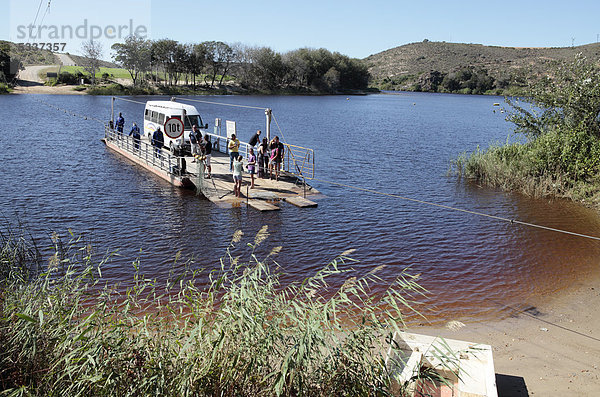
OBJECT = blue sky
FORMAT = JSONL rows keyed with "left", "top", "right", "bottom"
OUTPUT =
{"left": 2, "top": 0, "right": 600, "bottom": 59}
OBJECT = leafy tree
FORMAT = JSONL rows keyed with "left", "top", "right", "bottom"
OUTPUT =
{"left": 323, "top": 67, "right": 341, "bottom": 92}
{"left": 441, "top": 72, "right": 460, "bottom": 91}
{"left": 111, "top": 36, "right": 150, "bottom": 86}
{"left": 507, "top": 54, "right": 600, "bottom": 139}
{"left": 171, "top": 43, "right": 189, "bottom": 85}
{"left": 0, "top": 42, "right": 14, "bottom": 82}
{"left": 246, "top": 47, "right": 288, "bottom": 90}
{"left": 283, "top": 49, "right": 311, "bottom": 87}
{"left": 215, "top": 42, "right": 235, "bottom": 87}
{"left": 80, "top": 40, "right": 103, "bottom": 85}
{"left": 229, "top": 43, "right": 253, "bottom": 88}
{"left": 305, "top": 48, "right": 336, "bottom": 88}
{"left": 151, "top": 39, "right": 178, "bottom": 85}
{"left": 186, "top": 43, "right": 207, "bottom": 88}
{"left": 202, "top": 41, "right": 234, "bottom": 88}
{"left": 335, "top": 55, "right": 369, "bottom": 89}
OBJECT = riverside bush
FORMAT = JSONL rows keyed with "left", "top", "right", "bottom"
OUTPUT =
{"left": 455, "top": 55, "right": 600, "bottom": 204}
{"left": 0, "top": 227, "right": 463, "bottom": 396}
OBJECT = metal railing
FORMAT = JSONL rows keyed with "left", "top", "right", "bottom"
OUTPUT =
{"left": 202, "top": 131, "right": 315, "bottom": 179}
{"left": 104, "top": 126, "right": 186, "bottom": 176}
{"left": 282, "top": 143, "right": 315, "bottom": 180}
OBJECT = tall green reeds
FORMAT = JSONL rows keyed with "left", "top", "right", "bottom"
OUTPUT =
{"left": 453, "top": 126, "right": 600, "bottom": 203}
{"left": 0, "top": 226, "right": 461, "bottom": 396}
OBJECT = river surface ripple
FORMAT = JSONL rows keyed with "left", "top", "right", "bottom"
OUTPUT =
{"left": 2, "top": 92, "right": 599, "bottom": 323}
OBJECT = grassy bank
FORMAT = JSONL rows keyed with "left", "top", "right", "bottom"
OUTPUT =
{"left": 85, "top": 83, "right": 378, "bottom": 96}
{"left": 86, "top": 83, "right": 230, "bottom": 96}
{"left": 453, "top": 130, "right": 600, "bottom": 204}
{"left": 37, "top": 66, "right": 132, "bottom": 82}
{"left": 0, "top": 226, "right": 463, "bottom": 396}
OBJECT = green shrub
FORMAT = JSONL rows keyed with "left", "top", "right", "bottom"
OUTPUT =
{"left": 57, "top": 71, "right": 80, "bottom": 85}
{"left": 455, "top": 56, "right": 600, "bottom": 204}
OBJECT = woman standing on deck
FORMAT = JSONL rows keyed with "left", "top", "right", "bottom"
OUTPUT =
{"left": 232, "top": 155, "right": 244, "bottom": 198}
{"left": 258, "top": 138, "right": 268, "bottom": 178}
{"left": 228, "top": 134, "right": 240, "bottom": 171}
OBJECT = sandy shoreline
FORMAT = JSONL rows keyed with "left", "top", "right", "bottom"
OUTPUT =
{"left": 11, "top": 83, "right": 87, "bottom": 95}
{"left": 410, "top": 271, "right": 600, "bottom": 396}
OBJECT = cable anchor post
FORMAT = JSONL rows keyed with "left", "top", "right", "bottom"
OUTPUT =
{"left": 265, "top": 108, "right": 272, "bottom": 142}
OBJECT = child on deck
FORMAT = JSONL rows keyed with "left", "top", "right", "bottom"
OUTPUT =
{"left": 232, "top": 155, "right": 244, "bottom": 198}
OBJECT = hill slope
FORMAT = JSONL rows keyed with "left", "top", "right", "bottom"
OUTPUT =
{"left": 365, "top": 41, "right": 600, "bottom": 94}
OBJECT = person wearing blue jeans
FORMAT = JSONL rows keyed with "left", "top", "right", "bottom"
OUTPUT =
{"left": 228, "top": 134, "right": 240, "bottom": 171}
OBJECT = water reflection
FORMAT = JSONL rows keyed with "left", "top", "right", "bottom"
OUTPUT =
{"left": 1, "top": 92, "right": 599, "bottom": 323}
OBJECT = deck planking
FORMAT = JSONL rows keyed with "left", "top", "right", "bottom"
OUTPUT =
{"left": 186, "top": 151, "right": 319, "bottom": 210}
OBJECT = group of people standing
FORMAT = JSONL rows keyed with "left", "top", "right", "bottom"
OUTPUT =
{"left": 115, "top": 114, "right": 284, "bottom": 199}
{"left": 227, "top": 130, "right": 285, "bottom": 197}
{"left": 116, "top": 111, "right": 159, "bottom": 155}
{"left": 258, "top": 134, "right": 285, "bottom": 181}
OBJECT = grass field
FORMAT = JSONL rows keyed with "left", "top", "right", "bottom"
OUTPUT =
{"left": 38, "top": 66, "right": 133, "bottom": 81}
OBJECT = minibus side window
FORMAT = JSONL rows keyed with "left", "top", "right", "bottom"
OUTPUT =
{"left": 184, "top": 115, "right": 202, "bottom": 130}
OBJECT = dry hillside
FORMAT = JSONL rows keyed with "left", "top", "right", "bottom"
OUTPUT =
{"left": 365, "top": 41, "right": 600, "bottom": 93}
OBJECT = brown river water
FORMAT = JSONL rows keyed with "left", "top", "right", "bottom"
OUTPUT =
{"left": 2, "top": 92, "right": 600, "bottom": 323}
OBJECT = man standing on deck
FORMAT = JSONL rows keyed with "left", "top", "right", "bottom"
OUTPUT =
{"left": 190, "top": 125, "right": 201, "bottom": 161}
{"left": 201, "top": 134, "right": 212, "bottom": 178}
{"left": 228, "top": 133, "right": 240, "bottom": 171}
{"left": 152, "top": 127, "right": 164, "bottom": 157}
{"left": 116, "top": 112, "right": 125, "bottom": 138}
{"left": 248, "top": 129, "right": 261, "bottom": 147}
{"left": 129, "top": 122, "right": 141, "bottom": 150}
{"left": 270, "top": 136, "right": 284, "bottom": 180}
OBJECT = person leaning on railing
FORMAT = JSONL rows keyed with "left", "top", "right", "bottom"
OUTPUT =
{"left": 248, "top": 129, "right": 261, "bottom": 147}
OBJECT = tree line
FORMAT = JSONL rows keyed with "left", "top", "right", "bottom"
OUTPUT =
{"left": 376, "top": 66, "right": 528, "bottom": 95}
{"left": 0, "top": 42, "right": 23, "bottom": 83}
{"left": 110, "top": 37, "right": 370, "bottom": 93}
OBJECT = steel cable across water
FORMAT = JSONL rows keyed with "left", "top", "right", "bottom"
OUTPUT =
{"left": 33, "top": 96, "right": 600, "bottom": 243}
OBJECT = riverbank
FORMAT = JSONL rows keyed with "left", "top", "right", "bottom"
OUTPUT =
{"left": 8, "top": 64, "right": 377, "bottom": 96}
{"left": 11, "top": 83, "right": 87, "bottom": 94}
{"left": 7, "top": 82, "right": 379, "bottom": 96}
{"left": 410, "top": 270, "right": 600, "bottom": 396}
